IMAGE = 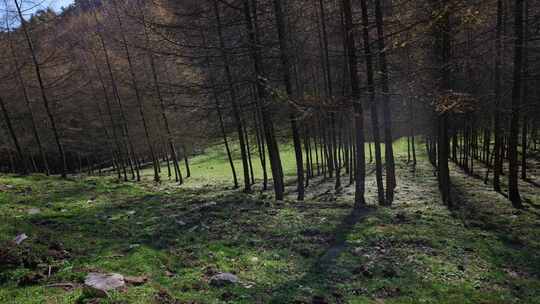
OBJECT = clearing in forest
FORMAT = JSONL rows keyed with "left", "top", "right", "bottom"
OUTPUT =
{"left": 1, "top": 146, "right": 539, "bottom": 303}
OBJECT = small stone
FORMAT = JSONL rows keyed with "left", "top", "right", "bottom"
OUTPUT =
{"left": 13, "top": 233, "right": 28, "bottom": 245}
{"left": 200, "top": 201, "right": 217, "bottom": 210}
{"left": 126, "top": 210, "right": 136, "bottom": 215}
{"left": 0, "top": 184, "right": 13, "bottom": 191}
{"left": 395, "top": 212, "right": 407, "bottom": 222}
{"left": 84, "top": 273, "right": 125, "bottom": 297}
{"left": 352, "top": 247, "right": 363, "bottom": 256}
{"left": 129, "top": 244, "right": 140, "bottom": 249}
{"left": 165, "top": 270, "right": 175, "bottom": 277}
{"left": 209, "top": 272, "right": 239, "bottom": 287}
{"left": 176, "top": 220, "right": 186, "bottom": 226}
{"left": 28, "top": 208, "right": 41, "bottom": 215}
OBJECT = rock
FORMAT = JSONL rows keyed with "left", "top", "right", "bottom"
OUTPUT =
{"left": 176, "top": 220, "right": 187, "bottom": 226}
{"left": 84, "top": 272, "right": 125, "bottom": 297}
{"left": 28, "top": 208, "right": 41, "bottom": 215}
{"left": 209, "top": 272, "right": 239, "bottom": 287}
{"left": 164, "top": 270, "right": 175, "bottom": 277}
{"left": 352, "top": 247, "right": 363, "bottom": 256}
{"left": 13, "top": 233, "right": 28, "bottom": 245}
{"left": 126, "top": 210, "right": 136, "bottom": 215}
{"left": 125, "top": 275, "right": 148, "bottom": 285}
{"left": 193, "top": 201, "right": 217, "bottom": 212}
{"left": 0, "top": 184, "right": 13, "bottom": 191}
{"left": 249, "top": 256, "right": 259, "bottom": 263}
{"left": 395, "top": 212, "right": 407, "bottom": 222}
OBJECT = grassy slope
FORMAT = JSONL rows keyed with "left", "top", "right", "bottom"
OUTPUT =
{"left": 0, "top": 139, "right": 539, "bottom": 303}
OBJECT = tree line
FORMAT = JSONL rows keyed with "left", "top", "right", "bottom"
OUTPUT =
{"left": 0, "top": 0, "right": 538, "bottom": 208}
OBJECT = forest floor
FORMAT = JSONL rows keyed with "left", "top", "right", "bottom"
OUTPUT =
{"left": 1, "top": 141, "right": 540, "bottom": 303}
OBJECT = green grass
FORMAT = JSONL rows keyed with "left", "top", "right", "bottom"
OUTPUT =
{"left": 140, "top": 138, "right": 415, "bottom": 185}
{"left": 1, "top": 138, "right": 539, "bottom": 303}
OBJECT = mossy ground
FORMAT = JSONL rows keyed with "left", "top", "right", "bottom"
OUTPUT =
{"left": 1, "top": 139, "right": 539, "bottom": 303}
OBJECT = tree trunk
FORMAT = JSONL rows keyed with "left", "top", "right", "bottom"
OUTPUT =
{"left": 215, "top": 0, "right": 251, "bottom": 192}
{"left": 112, "top": 0, "right": 159, "bottom": 183}
{"left": 273, "top": 0, "right": 304, "bottom": 200}
{"left": 343, "top": 0, "right": 366, "bottom": 208}
{"left": 7, "top": 27, "right": 48, "bottom": 175}
{"left": 183, "top": 145, "right": 191, "bottom": 178}
{"left": 141, "top": 11, "right": 182, "bottom": 184}
{"left": 91, "top": 7, "right": 139, "bottom": 181}
{"left": 14, "top": 0, "right": 66, "bottom": 177}
{"left": 243, "top": 0, "right": 284, "bottom": 200}
{"left": 359, "top": 0, "right": 385, "bottom": 204}
{"left": 520, "top": 2, "right": 529, "bottom": 181}
{"left": 493, "top": 0, "right": 503, "bottom": 192}
{"left": 374, "top": 0, "right": 396, "bottom": 204}
{"left": 435, "top": 0, "right": 451, "bottom": 207}
{"left": 254, "top": 103, "right": 268, "bottom": 190}
{"left": 508, "top": 0, "right": 524, "bottom": 208}
{"left": 0, "top": 97, "right": 26, "bottom": 174}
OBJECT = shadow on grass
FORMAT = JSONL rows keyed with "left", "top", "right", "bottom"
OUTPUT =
{"left": 524, "top": 178, "right": 540, "bottom": 188}
{"left": 450, "top": 183, "right": 540, "bottom": 278}
{"left": 268, "top": 206, "right": 374, "bottom": 303}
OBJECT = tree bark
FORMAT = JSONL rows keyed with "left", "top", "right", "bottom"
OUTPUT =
{"left": 215, "top": 0, "right": 251, "bottom": 192}
{"left": 359, "top": 0, "right": 385, "bottom": 205}
{"left": 493, "top": 0, "right": 503, "bottom": 192}
{"left": 343, "top": 0, "right": 367, "bottom": 208}
{"left": 242, "top": 0, "right": 284, "bottom": 199}
{"left": 508, "top": 0, "right": 524, "bottom": 208}
{"left": 273, "top": 0, "right": 305, "bottom": 200}
{"left": 374, "top": 0, "right": 396, "bottom": 204}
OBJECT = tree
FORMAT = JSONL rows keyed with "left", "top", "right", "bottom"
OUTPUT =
{"left": 342, "top": 0, "right": 367, "bottom": 208}
{"left": 508, "top": 0, "right": 524, "bottom": 208}
{"left": 14, "top": 0, "right": 67, "bottom": 177}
